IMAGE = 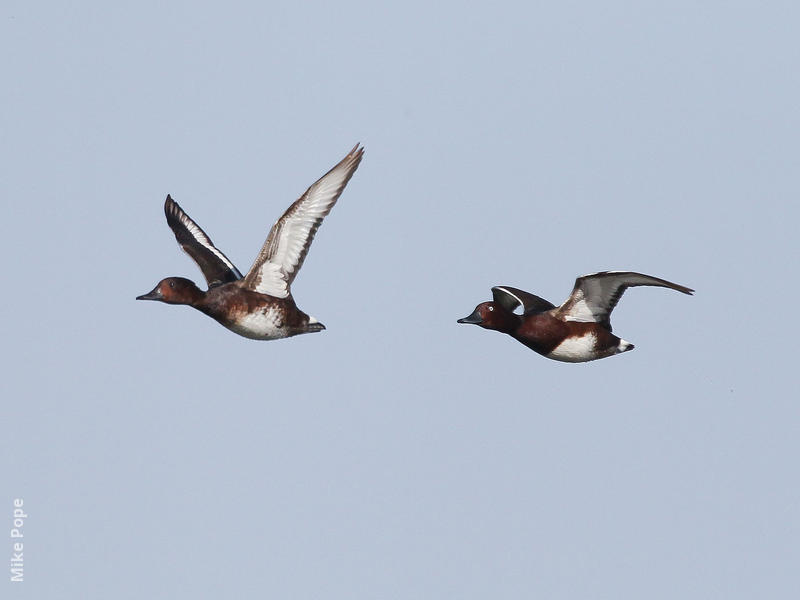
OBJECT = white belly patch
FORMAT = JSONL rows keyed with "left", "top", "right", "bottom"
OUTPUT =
{"left": 546, "top": 332, "right": 598, "bottom": 363}
{"left": 227, "top": 307, "right": 287, "bottom": 340}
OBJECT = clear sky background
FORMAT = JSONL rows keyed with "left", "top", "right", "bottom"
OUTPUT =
{"left": 2, "top": 1, "right": 798, "bottom": 598}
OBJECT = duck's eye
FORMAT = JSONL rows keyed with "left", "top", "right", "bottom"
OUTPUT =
{"left": 487, "top": 306, "right": 494, "bottom": 312}
{"left": 169, "top": 281, "right": 175, "bottom": 289}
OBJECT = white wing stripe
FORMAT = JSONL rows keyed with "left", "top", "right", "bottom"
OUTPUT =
{"left": 180, "top": 213, "right": 241, "bottom": 276}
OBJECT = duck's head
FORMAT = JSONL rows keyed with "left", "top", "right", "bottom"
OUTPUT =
{"left": 457, "top": 301, "right": 518, "bottom": 332}
{"left": 136, "top": 277, "right": 203, "bottom": 305}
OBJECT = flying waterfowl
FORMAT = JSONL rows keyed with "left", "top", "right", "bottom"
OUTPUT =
{"left": 458, "top": 271, "right": 693, "bottom": 362}
{"left": 137, "top": 144, "right": 364, "bottom": 340}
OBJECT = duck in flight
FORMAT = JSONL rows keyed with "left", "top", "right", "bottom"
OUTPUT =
{"left": 137, "top": 144, "right": 364, "bottom": 340}
{"left": 458, "top": 271, "right": 693, "bottom": 362}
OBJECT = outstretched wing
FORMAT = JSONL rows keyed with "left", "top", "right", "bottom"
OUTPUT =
{"left": 491, "top": 286, "right": 555, "bottom": 315}
{"left": 557, "top": 271, "right": 694, "bottom": 329}
{"left": 242, "top": 144, "right": 364, "bottom": 298}
{"left": 164, "top": 195, "right": 242, "bottom": 287}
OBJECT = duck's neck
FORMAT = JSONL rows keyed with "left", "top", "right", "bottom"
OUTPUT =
{"left": 182, "top": 285, "right": 208, "bottom": 309}
{"left": 489, "top": 311, "right": 522, "bottom": 335}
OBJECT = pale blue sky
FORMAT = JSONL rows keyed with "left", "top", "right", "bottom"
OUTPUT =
{"left": 3, "top": 1, "right": 799, "bottom": 598}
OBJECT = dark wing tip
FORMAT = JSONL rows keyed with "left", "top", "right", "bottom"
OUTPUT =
{"left": 163, "top": 195, "right": 197, "bottom": 244}
{"left": 345, "top": 143, "right": 365, "bottom": 168}
{"left": 581, "top": 271, "right": 695, "bottom": 296}
{"left": 348, "top": 144, "right": 365, "bottom": 167}
{"left": 164, "top": 195, "right": 188, "bottom": 225}
{"left": 492, "top": 285, "right": 556, "bottom": 314}
{"left": 643, "top": 276, "right": 695, "bottom": 296}
{"left": 164, "top": 194, "right": 179, "bottom": 216}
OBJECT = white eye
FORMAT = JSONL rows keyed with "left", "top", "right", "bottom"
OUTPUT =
{"left": 488, "top": 306, "right": 494, "bottom": 312}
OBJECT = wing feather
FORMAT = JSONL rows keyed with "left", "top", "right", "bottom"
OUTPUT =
{"left": 557, "top": 271, "right": 694, "bottom": 329}
{"left": 164, "top": 195, "right": 242, "bottom": 287}
{"left": 492, "top": 286, "right": 556, "bottom": 315}
{"left": 243, "top": 144, "right": 364, "bottom": 298}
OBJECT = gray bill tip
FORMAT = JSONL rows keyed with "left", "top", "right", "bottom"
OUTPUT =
{"left": 136, "top": 288, "right": 162, "bottom": 301}
{"left": 457, "top": 310, "right": 482, "bottom": 325}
